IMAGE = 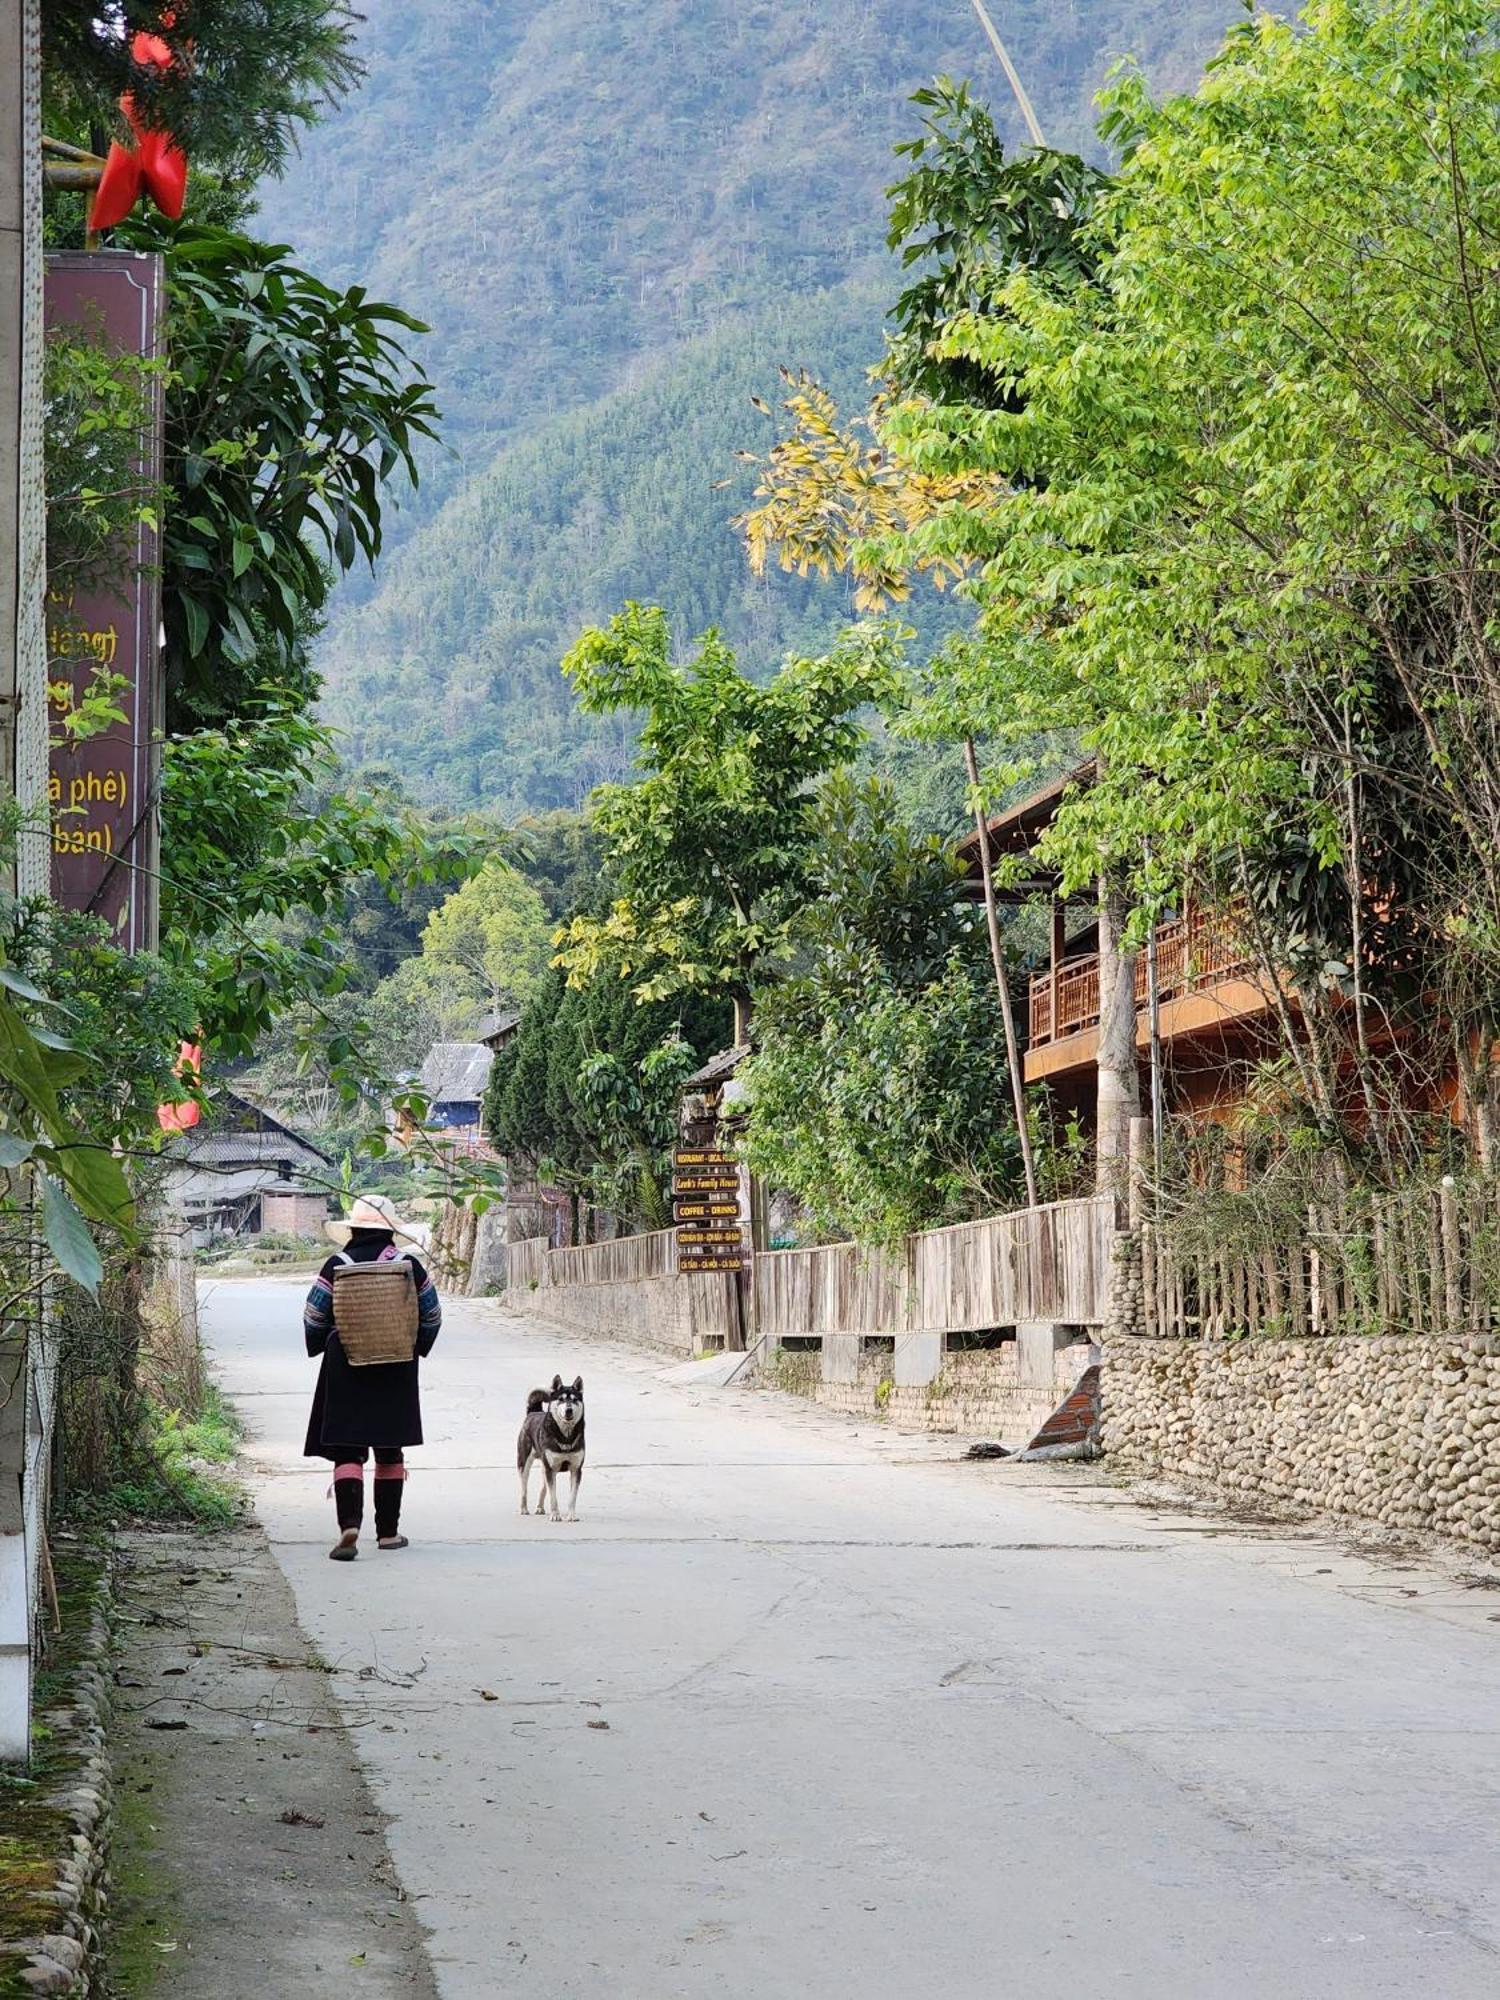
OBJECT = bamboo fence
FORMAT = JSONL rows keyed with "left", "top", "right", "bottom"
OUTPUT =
{"left": 1142, "top": 1181, "right": 1500, "bottom": 1338}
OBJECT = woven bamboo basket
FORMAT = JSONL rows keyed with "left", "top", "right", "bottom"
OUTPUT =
{"left": 332, "top": 1263, "right": 419, "bottom": 1367}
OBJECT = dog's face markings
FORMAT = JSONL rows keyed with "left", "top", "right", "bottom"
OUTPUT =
{"left": 552, "top": 1375, "right": 583, "bottom": 1430}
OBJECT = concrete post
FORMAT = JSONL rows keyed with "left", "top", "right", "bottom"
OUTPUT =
{"left": 1017, "top": 1320, "right": 1068, "bottom": 1390}
{"left": 821, "top": 1333, "right": 859, "bottom": 1385}
{"left": 1128, "top": 1115, "right": 1153, "bottom": 1229}
{"left": 894, "top": 1329, "right": 943, "bottom": 1388}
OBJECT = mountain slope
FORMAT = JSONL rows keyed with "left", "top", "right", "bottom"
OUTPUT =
{"left": 317, "top": 285, "right": 933, "bottom": 810}
{"left": 259, "top": 0, "right": 1225, "bottom": 460}
{"left": 255, "top": 0, "right": 1234, "bottom": 808}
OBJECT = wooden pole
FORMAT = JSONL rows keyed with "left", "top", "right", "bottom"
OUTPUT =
{"left": 1144, "top": 845, "right": 1164, "bottom": 1194}
{"left": 965, "top": 738, "right": 1038, "bottom": 1207}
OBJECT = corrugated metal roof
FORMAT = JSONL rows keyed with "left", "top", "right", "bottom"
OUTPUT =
{"left": 174, "top": 1129, "right": 326, "bottom": 1168}
{"left": 418, "top": 1041, "right": 494, "bottom": 1104}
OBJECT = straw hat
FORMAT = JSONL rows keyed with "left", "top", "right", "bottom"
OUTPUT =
{"left": 325, "top": 1192, "right": 421, "bottom": 1247}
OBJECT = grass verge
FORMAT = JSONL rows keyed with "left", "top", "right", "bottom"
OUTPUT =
{"left": 70, "top": 1387, "right": 245, "bottom": 1532}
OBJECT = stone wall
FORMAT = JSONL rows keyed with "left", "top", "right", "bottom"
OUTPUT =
{"left": 1104, "top": 1334, "right": 1500, "bottom": 1550}
{"left": 764, "top": 1341, "right": 1096, "bottom": 1448}
{"left": 0, "top": 1558, "right": 114, "bottom": 1994}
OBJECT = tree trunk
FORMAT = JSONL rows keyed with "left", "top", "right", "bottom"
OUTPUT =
{"left": 1453, "top": 1020, "right": 1496, "bottom": 1170}
{"left": 1095, "top": 874, "right": 1141, "bottom": 1199}
{"left": 732, "top": 989, "right": 752, "bottom": 1047}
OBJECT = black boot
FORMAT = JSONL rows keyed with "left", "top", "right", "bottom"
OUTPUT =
{"left": 330, "top": 1463, "right": 363, "bottom": 1561}
{"left": 374, "top": 1460, "right": 407, "bottom": 1550}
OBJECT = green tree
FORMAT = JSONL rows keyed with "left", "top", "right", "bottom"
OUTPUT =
{"left": 863, "top": 0, "right": 1500, "bottom": 1160}
{"left": 41, "top": 1, "right": 360, "bottom": 182}
{"left": 364, "top": 956, "right": 488, "bottom": 1074}
{"left": 120, "top": 219, "right": 439, "bottom": 732}
{"left": 742, "top": 775, "right": 1024, "bottom": 1245}
{"left": 419, "top": 861, "right": 553, "bottom": 1016}
{"left": 160, "top": 700, "right": 476, "bottom": 1067}
{"left": 486, "top": 968, "right": 731, "bottom": 1231}
{"left": 554, "top": 604, "right": 899, "bottom": 1036}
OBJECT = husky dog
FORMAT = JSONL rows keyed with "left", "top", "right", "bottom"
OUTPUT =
{"left": 518, "top": 1375, "right": 585, "bottom": 1522}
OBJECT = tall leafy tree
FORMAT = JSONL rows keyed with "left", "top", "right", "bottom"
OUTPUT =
{"left": 741, "top": 79, "right": 1114, "bottom": 1191}
{"left": 121, "top": 219, "right": 439, "bottom": 730}
{"left": 743, "top": 773, "right": 1026, "bottom": 1245}
{"left": 418, "top": 861, "right": 553, "bottom": 1016}
{"left": 748, "top": 0, "right": 1500, "bottom": 1165}
{"left": 486, "top": 968, "right": 731, "bottom": 1230}
{"left": 553, "top": 604, "right": 899, "bottom": 1038}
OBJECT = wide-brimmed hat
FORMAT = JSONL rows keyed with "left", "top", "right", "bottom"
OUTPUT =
{"left": 325, "top": 1193, "right": 421, "bottom": 1247}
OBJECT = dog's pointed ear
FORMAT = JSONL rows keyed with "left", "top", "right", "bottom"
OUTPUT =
{"left": 573, "top": 1376, "right": 583, "bottom": 1395}
{"left": 551, "top": 1374, "right": 564, "bottom": 1394}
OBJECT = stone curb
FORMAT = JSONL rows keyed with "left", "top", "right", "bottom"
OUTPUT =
{"left": 0, "top": 1564, "right": 114, "bottom": 1998}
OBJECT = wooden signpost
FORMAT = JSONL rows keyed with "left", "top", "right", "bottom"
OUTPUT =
{"left": 673, "top": 1146, "right": 749, "bottom": 1274}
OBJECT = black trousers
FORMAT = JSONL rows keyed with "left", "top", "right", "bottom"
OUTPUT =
{"left": 330, "top": 1448, "right": 406, "bottom": 1533}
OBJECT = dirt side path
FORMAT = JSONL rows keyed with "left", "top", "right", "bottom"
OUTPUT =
{"left": 107, "top": 1525, "right": 440, "bottom": 1999}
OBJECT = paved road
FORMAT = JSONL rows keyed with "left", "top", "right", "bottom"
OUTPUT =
{"left": 205, "top": 1278, "right": 1500, "bottom": 1999}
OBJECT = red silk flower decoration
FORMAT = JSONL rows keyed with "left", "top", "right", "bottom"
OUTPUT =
{"left": 88, "top": 28, "right": 189, "bottom": 233}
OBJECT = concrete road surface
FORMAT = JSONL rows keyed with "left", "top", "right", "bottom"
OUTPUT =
{"left": 205, "top": 1277, "right": 1500, "bottom": 1999}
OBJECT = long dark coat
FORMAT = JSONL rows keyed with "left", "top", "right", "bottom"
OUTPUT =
{"left": 303, "top": 1245, "right": 439, "bottom": 1459}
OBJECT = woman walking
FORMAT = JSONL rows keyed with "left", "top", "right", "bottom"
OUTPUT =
{"left": 303, "top": 1194, "right": 443, "bottom": 1560}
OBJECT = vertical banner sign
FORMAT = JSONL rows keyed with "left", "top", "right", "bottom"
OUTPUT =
{"left": 673, "top": 1144, "right": 750, "bottom": 1273}
{"left": 43, "top": 251, "right": 165, "bottom": 953}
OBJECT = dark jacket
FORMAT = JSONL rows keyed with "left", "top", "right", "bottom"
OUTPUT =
{"left": 302, "top": 1233, "right": 442, "bottom": 1458}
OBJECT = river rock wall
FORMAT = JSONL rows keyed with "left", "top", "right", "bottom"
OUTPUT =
{"left": 1104, "top": 1334, "right": 1500, "bottom": 1549}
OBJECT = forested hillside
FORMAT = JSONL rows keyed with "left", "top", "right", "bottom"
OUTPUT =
{"left": 313, "top": 286, "right": 965, "bottom": 809}
{"left": 256, "top": 0, "right": 1230, "bottom": 808}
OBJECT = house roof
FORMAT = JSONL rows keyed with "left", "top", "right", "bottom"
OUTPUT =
{"left": 955, "top": 757, "right": 1096, "bottom": 894}
{"left": 418, "top": 1041, "right": 494, "bottom": 1104}
{"left": 684, "top": 1045, "right": 750, "bottom": 1090}
{"left": 170, "top": 1089, "right": 331, "bottom": 1169}
{"left": 477, "top": 1009, "right": 522, "bottom": 1049}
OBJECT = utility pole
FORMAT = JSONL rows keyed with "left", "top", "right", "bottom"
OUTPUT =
{"left": 966, "top": 738, "right": 1038, "bottom": 1208}
{"left": 956, "top": 3, "right": 1047, "bottom": 1210}
{"left": 963, "top": 6, "right": 1142, "bottom": 1199}
{"left": 966, "top": 1, "right": 1047, "bottom": 147}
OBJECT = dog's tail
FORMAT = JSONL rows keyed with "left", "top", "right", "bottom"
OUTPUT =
{"left": 526, "top": 1388, "right": 549, "bottom": 1413}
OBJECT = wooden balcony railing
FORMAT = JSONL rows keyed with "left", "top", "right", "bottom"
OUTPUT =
{"left": 1028, "top": 905, "right": 1253, "bottom": 1048}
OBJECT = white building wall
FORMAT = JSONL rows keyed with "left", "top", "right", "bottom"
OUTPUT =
{"left": 0, "top": 0, "right": 54, "bottom": 1762}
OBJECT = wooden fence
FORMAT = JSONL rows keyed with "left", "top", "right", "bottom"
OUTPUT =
{"left": 752, "top": 1195, "right": 1117, "bottom": 1340}
{"left": 546, "top": 1227, "right": 678, "bottom": 1289}
{"left": 914, "top": 1198, "right": 1118, "bottom": 1331}
{"left": 508, "top": 1236, "right": 547, "bottom": 1289}
{"left": 1142, "top": 1181, "right": 1500, "bottom": 1338}
{"left": 505, "top": 1194, "right": 1118, "bottom": 1340}
{"left": 754, "top": 1240, "right": 912, "bottom": 1341}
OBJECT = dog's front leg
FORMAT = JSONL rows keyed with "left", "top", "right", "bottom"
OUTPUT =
{"left": 566, "top": 1462, "right": 582, "bottom": 1522}
{"left": 544, "top": 1462, "right": 562, "bottom": 1523}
